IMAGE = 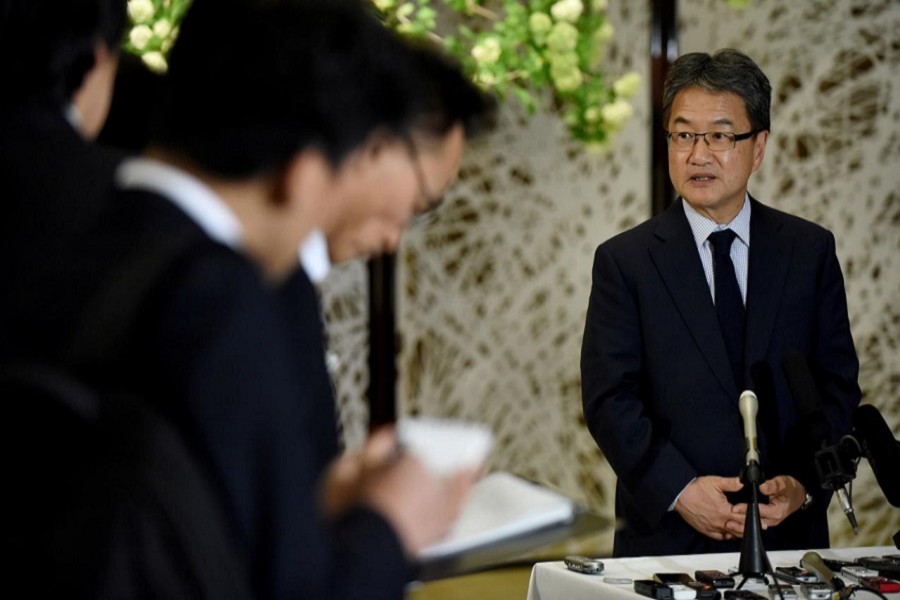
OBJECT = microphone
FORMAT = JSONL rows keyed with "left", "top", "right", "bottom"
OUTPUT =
{"left": 739, "top": 390, "right": 759, "bottom": 465}
{"left": 853, "top": 404, "right": 900, "bottom": 507}
{"left": 737, "top": 389, "right": 770, "bottom": 580}
{"left": 801, "top": 551, "right": 846, "bottom": 593}
{"left": 781, "top": 356, "right": 859, "bottom": 533}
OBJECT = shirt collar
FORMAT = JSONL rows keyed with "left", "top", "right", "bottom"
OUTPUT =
{"left": 118, "top": 157, "right": 332, "bottom": 283}
{"left": 682, "top": 194, "right": 752, "bottom": 248}
{"left": 299, "top": 229, "right": 331, "bottom": 284}
{"left": 115, "top": 157, "right": 244, "bottom": 249}
{"left": 64, "top": 103, "right": 82, "bottom": 133}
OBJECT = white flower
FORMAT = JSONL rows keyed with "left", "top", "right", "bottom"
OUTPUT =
{"left": 373, "top": 0, "right": 396, "bottom": 11}
{"left": 141, "top": 51, "right": 168, "bottom": 73}
{"left": 546, "top": 22, "right": 578, "bottom": 53}
{"left": 613, "top": 72, "right": 641, "bottom": 98}
{"left": 396, "top": 2, "right": 414, "bottom": 18}
{"left": 593, "top": 20, "right": 614, "bottom": 45}
{"left": 529, "top": 12, "right": 553, "bottom": 40}
{"left": 129, "top": 24, "right": 153, "bottom": 51}
{"left": 584, "top": 107, "right": 601, "bottom": 123}
{"left": 549, "top": 51, "right": 579, "bottom": 72}
{"left": 551, "top": 0, "right": 583, "bottom": 23}
{"left": 551, "top": 62, "right": 583, "bottom": 92}
{"left": 127, "top": 0, "right": 155, "bottom": 24}
{"left": 471, "top": 37, "right": 502, "bottom": 65}
{"left": 601, "top": 99, "right": 634, "bottom": 129}
{"left": 475, "top": 70, "right": 498, "bottom": 87}
{"left": 153, "top": 18, "right": 172, "bottom": 39}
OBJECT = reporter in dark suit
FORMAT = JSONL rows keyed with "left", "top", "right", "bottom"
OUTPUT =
{"left": 580, "top": 49, "right": 860, "bottom": 557}
{"left": 0, "top": 0, "right": 127, "bottom": 361}
{"left": 16, "top": 1, "right": 495, "bottom": 597}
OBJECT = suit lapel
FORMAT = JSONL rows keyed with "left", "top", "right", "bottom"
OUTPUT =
{"left": 649, "top": 201, "right": 738, "bottom": 399}
{"left": 745, "top": 197, "right": 792, "bottom": 369}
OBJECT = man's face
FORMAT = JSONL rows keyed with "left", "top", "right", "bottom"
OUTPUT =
{"left": 327, "top": 124, "right": 465, "bottom": 263}
{"left": 667, "top": 86, "right": 768, "bottom": 223}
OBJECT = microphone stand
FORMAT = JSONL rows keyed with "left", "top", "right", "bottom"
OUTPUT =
{"left": 737, "top": 459, "right": 773, "bottom": 588}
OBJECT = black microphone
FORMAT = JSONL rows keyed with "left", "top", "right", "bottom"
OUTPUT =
{"left": 853, "top": 404, "right": 900, "bottom": 507}
{"left": 801, "top": 551, "right": 846, "bottom": 593}
{"left": 782, "top": 356, "right": 859, "bottom": 533}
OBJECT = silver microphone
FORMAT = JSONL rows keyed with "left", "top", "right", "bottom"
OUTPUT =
{"left": 834, "top": 487, "right": 859, "bottom": 534}
{"left": 739, "top": 390, "right": 759, "bottom": 465}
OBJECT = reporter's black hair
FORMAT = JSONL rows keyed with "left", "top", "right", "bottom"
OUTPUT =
{"left": 0, "top": 0, "right": 127, "bottom": 106}
{"left": 150, "top": 0, "right": 495, "bottom": 178}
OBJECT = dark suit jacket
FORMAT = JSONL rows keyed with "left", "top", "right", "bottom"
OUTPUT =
{"left": 16, "top": 189, "right": 411, "bottom": 599}
{"left": 0, "top": 103, "right": 124, "bottom": 362}
{"left": 581, "top": 197, "right": 861, "bottom": 557}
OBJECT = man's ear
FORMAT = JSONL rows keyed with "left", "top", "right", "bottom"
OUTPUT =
{"left": 72, "top": 41, "right": 119, "bottom": 139}
{"left": 272, "top": 147, "right": 349, "bottom": 236}
{"left": 751, "top": 130, "right": 769, "bottom": 172}
{"left": 274, "top": 149, "right": 324, "bottom": 207}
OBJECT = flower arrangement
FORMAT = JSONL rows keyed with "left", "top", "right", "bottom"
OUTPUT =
{"left": 123, "top": 0, "right": 189, "bottom": 73}
{"left": 123, "top": 0, "right": 744, "bottom": 149}
{"left": 374, "top": 0, "right": 640, "bottom": 152}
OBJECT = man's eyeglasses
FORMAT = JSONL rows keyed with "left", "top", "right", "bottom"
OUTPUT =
{"left": 403, "top": 136, "right": 445, "bottom": 224}
{"left": 665, "top": 130, "right": 759, "bottom": 152}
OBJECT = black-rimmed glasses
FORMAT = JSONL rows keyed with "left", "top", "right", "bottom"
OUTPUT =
{"left": 665, "top": 130, "right": 759, "bottom": 152}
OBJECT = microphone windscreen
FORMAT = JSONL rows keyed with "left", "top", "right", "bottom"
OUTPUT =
{"left": 739, "top": 390, "right": 757, "bottom": 415}
{"left": 853, "top": 404, "right": 900, "bottom": 507}
{"left": 739, "top": 390, "right": 759, "bottom": 464}
{"left": 781, "top": 355, "right": 831, "bottom": 445}
{"left": 800, "top": 551, "right": 836, "bottom": 589}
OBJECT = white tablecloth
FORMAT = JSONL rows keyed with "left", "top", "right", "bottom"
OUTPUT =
{"left": 527, "top": 545, "right": 899, "bottom": 600}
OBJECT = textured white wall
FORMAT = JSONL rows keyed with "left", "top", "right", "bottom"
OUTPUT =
{"left": 319, "top": 0, "right": 899, "bottom": 553}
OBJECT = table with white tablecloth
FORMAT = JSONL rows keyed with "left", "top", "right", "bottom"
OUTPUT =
{"left": 527, "top": 545, "right": 900, "bottom": 600}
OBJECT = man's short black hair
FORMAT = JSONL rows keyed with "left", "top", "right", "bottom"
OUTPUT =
{"left": 0, "top": 0, "right": 127, "bottom": 106}
{"left": 151, "top": 0, "right": 495, "bottom": 178}
{"left": 663, "top": 49, "right": 771, "bottom": 133}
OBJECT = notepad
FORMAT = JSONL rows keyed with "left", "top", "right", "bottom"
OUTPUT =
{"left": 396, "top": 417, "right": 494, "bottom": 476}
{"left": 418, "top": 471, "right": 577, "bottom": 560}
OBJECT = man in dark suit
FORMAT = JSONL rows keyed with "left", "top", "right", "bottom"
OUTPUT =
{"left": 581, "top": 49, "right": 860, "bottom": 557}
{"left": 0, "top": 0, "right": 127, "bottom": 361}
{"left": 13, "top": 1, "right": 495, "bottom": 598}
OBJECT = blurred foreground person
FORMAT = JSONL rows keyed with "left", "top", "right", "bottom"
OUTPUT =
{"left": 9, "top": 0, "right": 495, "bottom": 598}
{"left": 0, "top": 0, "right": 127, "bottom": 360}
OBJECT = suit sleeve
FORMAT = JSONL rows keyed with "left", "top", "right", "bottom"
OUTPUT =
{"left": 581, "top": 243, "right": 698, "bottom": 528}
{"left": 155, "top": 255, "right": 410, "bottom": 600}
{"left": 779, "top": 229, "right": 860, "bottom": 506}
{"left": 812, "top": 231, "right": 861, "bottom": 441}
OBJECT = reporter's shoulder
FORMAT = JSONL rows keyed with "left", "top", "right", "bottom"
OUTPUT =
{"left": 174, "top": 244, "right": 277, "bottom": 311}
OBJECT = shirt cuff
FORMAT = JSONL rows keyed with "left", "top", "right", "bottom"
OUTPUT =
{"left": 669, "top": 477, "right": 697, "bottom": 511}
